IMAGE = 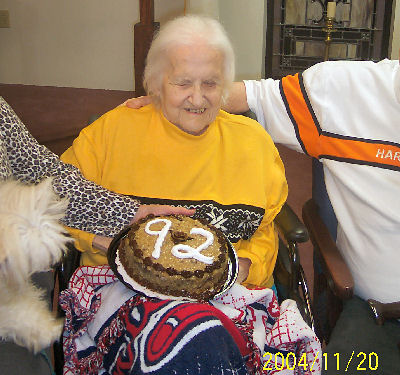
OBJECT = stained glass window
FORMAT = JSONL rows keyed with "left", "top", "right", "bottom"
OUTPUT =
{"left": 265, "top": 0, "right": 393, "bottom": 78}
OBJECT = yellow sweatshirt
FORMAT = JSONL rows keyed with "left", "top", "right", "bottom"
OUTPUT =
{"left": 61, "top": 104, "right": 287, "bottom": 288}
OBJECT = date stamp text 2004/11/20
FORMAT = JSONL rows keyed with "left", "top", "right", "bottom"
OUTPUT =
{"left": 263, "top": 351, "right": 379, "bottom": 372}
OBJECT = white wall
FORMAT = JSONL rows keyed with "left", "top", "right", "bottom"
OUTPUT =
{"left": 0, "top": 0, "right": 185, "bottom": 90}
{"left": 186, "top": 0, "right": 219, "bottom": 17}
{"left": 186, "top": 0, "right": 267, "bottom": 80}
{"left": 0, "top": 0, "right": 266, "bottom": 89}
{"left": 0, "top": 0, "right": 138, "bottom": 90}
{"left": 218, "top": 0, "right": 266, "bottom": 80}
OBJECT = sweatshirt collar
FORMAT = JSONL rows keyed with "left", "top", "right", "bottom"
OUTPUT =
{"left": 157, "top": 108, "right": 217, "bottom": 141}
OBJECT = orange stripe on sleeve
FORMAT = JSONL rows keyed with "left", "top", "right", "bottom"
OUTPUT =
{"left": 280, "top": 73, "right": 400, "bottom": 171}
{"left": 280, "top": 73, "right": 321, "bottom": 157}
{"left": 321, "top": 135, "right": 400, "bottom": 170}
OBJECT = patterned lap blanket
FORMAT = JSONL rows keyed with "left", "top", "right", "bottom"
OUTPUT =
{"left": 60, "top": 266, "right": 321, "bottom": 375}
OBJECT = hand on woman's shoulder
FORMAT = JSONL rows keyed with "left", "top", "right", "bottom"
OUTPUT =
{"left": 121, "top": 96, "right": 152, "bottom": 109}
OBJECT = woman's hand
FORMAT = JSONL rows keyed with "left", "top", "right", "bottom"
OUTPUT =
{"left": 121, "top": 96, "right": 152, "bottom": 109}
{"left": 92, "top": 235, "right": 113, "bottom": 254}
{"left": 93, "top": 205, "right": 194, "bottom": 254}
{"left": 237, "top": 257, "right": 251, "bottom": 284}
{"left": 131, "top": 204, "right": 195, "bottom": 224}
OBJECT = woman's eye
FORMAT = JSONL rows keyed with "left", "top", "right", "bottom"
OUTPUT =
{"left": 176, "top": 81, "right": 191, "bottom": 87}
{"left": 203, "top": 81, "right": 216, "bottom": 87}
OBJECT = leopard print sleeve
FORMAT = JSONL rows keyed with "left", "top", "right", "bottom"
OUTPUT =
{"left": 0, "top": 97, "right": 140, "bottom": 236}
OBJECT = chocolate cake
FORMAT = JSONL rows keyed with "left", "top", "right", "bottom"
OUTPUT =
{"left": 115, "top": 215, "right": 230, "bottom": 301}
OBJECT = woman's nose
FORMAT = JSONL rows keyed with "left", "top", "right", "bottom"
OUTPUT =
{"left": 189, "top": 84, "right": 204, "bottom": 106}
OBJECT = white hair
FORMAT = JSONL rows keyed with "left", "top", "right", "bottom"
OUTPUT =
{"left": 143, "top": 15, "right": 235, "bottom": 103}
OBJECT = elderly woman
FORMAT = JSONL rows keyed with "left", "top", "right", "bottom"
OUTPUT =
{"left": 59, "top": 15, "right": 313, "bottom": 375}
{"left": 62, "top": 16, "right": 287, "bottom": 286}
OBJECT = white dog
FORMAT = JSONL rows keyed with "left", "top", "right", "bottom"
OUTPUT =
{"left": 0, "top": 178, "right": 70, "bottom": 353}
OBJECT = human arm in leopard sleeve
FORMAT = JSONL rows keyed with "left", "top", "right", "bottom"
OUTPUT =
{"left": 0, "top": 97, "right": 193, "bottom": 237}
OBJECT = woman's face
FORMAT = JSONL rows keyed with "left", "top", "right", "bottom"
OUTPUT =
{"left": 159, "top": 43, "right": 225, "bottom": 135}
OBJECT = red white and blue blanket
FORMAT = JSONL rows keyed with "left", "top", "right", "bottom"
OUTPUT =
{"left": 60, "top": 266, "right": 321, "bottom": 375}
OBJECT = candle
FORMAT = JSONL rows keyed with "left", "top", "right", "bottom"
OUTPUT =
{"left": 327, "top": 1, "right": 336, "bottom": 18}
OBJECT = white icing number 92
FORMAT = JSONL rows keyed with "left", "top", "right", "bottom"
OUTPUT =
{"left": 144, "top": 218, "right": 214, "bottom": 264}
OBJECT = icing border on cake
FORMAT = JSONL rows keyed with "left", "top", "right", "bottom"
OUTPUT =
{"left": 115, "top": 248, "right": 237, "bottom": 301}
{"left": 115, "top": 251, "right": 197, "bottom": 301}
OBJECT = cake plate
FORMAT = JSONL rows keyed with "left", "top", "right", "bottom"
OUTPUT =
{"left": 107, "top": 225, "right": 239, "bottom": 301}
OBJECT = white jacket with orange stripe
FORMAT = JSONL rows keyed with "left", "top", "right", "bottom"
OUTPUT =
{"left": 245, "top": 59, "right": 400, "bottom": 303}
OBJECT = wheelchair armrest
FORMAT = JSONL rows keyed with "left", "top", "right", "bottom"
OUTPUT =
{"left": 56, "top": 242, "right": 81, "bottom": 292}
{"left": 273, "top": 203, "right": 315, "bottom": 329}
{"left": 275, "top": 203, "right": 309, "bottom": 243}
{"left": 302, "top": 199, "right": 353, "bottom": 300}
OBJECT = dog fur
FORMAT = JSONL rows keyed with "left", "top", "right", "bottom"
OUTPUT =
{"left": 0, "top": 178, "right": 70, "bottom": 353}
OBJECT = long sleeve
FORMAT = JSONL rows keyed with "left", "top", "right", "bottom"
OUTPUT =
{"left": 0, "top": 97, "right": 139, "bottom": 237}
{"left": 60, "top": 121, "right": 113, "bottom": 264}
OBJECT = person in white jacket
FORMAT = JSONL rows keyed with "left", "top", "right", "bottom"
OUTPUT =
{"left": 124, "top": 52, "right": 400, "bottom": 375}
